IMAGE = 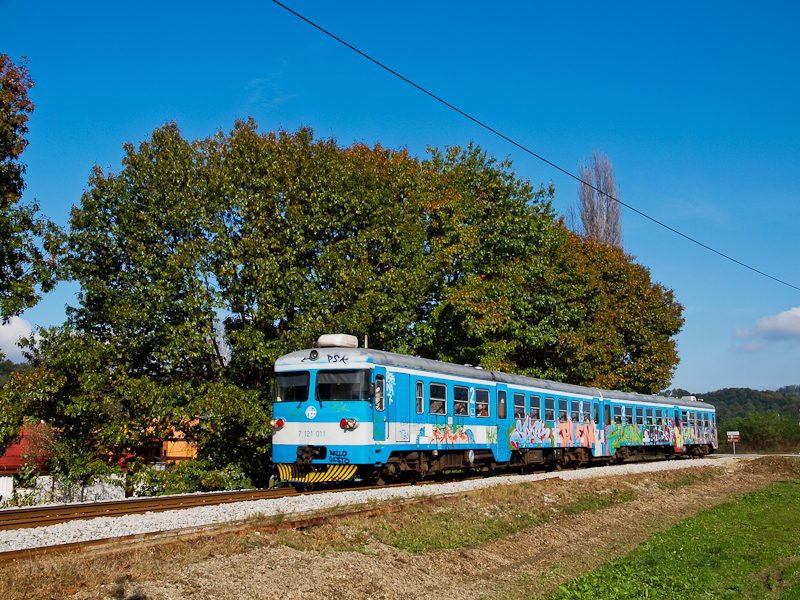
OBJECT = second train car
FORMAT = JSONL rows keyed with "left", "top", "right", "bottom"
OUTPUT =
{"left": 271, "top": 334, "right": 717, "bottom": 485}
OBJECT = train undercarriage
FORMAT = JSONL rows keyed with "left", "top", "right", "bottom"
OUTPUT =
{"left": 363, "top": 443, "right": 714, "bottom": 485}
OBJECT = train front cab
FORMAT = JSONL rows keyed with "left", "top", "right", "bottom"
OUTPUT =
{"left": 271, "top": 351, "right": 378, "bottom": 486}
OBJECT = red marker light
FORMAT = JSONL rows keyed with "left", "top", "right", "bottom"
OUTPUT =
{"left": 340, "top": 418, "right": 348, "bottom": 428}
{"left": 271, "top": 418, "right": 285, "bottom": 428}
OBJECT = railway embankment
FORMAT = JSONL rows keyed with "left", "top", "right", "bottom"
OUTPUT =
{"left": 1, "top": 454, "right": 798, "bottom": 600}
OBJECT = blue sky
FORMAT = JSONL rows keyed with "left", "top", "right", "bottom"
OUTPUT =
{"left": 2, "top": 0, "right": 799, "bottom": 393}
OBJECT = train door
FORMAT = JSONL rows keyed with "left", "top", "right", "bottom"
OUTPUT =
{"left": 494, "top": 384, "right": 512, "bottom": 463}
{"left": 373, "top": 366, "right": 387, "bottom": 442}
{"left": 391, "top": 372, "right": 411, "bottom": 442}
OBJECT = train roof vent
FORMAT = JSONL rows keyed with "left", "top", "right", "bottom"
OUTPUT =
{"left": 679, "top": 395, "right": 698, "bottom": 402}
{"left": 317, "top": 334, "right": 358, "bottom": 348}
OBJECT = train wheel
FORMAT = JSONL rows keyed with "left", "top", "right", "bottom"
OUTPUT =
{"left": 405, "top": 471, "right": 424, "bottom": 485}
{"left": 369, "top": 469, "right": 387, "bottom": 486}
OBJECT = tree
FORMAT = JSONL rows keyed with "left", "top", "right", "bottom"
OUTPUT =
{"left": 19, "top": 123, "right": 271, "bottom": 481}
{"left": 539, "top": 233, "right": 683, "bottom": 393}
{"left": 212, "top": 121, "right": 430, "bottom": 386}
{"left": 6, "top": 121, "right": 687, "bottom": 480}
{"left": 12, "top": 122, "right": 431, "bottom": 482}
{"left": 411, "top": 143, "right": 566, "bottom": 372}
{"left": 576, "top": 150, "right": 622, "bottom": 248}
{"left": 0, "top": 53, "right": 58, "bottom": 326}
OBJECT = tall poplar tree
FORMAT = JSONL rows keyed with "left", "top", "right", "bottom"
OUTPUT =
{"left": 577, "top": 151, "right": 622, "bottom": 248}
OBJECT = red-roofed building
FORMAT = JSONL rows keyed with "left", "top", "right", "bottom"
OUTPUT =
{"left": 0, "top": 424, "right": 50, "bottom": 475}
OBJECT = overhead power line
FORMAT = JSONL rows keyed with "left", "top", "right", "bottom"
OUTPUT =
{"left": 270, "top": 0, "right": 800, "bottom": 293}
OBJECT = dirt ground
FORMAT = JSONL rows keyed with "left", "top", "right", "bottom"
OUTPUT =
{"left": 118, "top": 456, "right": 797, "bottom": 600}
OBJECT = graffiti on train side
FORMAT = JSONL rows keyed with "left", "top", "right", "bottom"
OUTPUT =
{"left": 509, "top": 416, "right": 552, "bottom": 447}
{"left": 430, "top": 424, "right": 476, "bottom": 446}
{"left": 509, "top": 416, "right": 717, "bottom": 455}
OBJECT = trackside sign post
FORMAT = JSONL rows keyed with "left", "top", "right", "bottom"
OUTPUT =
{"left": 727, "top": 431, "right": 740, "bottom": 455}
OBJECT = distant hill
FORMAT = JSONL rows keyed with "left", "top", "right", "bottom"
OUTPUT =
{"left": 698, "top": 387, "right": 800, "bottom": 423}
{"left": 0, "top": 360, "right": 34, "bottom": 387}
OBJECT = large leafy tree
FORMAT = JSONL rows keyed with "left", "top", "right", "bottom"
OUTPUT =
{"left": 0, "top": 54, "right": 59, "bottom": 451}
{"left": 7, "top": 120, "right": 685, "bottom": 481}
{"left": 24, "top": 124, "right": 270, "bottom": 481}
{"left": 0, "top": 53, "right": 58, "bottom": 324}
{"left": 15, "top": 122, "right": 432, "bottom": 481}
{"left": 534, "top": 232, "right": 683, "bottom": 393}
{"left": 412, "top": 143, "right": 567, "bottom": 372}
{"left": 410, "top": 145, "right": 681, "bottom": 392}
{"left": 210, "top": 121, "right": 430, "bottom": 386}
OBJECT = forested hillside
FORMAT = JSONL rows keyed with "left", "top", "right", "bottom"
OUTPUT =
{"left": 0, "top": 361, "right": 33, "bottom": 387}
{"left": 700, "top": 388, "right": 800, "bottom": 422}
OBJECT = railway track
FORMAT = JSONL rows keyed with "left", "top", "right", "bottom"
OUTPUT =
{"left": 0, "top": 487, "right": 299, "bottom": 531}
{"left": 0, "top": 466, "right": 583, "bottom": 533}
{"left": 0, "top": 458, "right": 719, "bottom": 565}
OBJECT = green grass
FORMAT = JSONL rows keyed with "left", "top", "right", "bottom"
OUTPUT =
{"left": 535, "top": 481, "right": 800, "bottom": 599}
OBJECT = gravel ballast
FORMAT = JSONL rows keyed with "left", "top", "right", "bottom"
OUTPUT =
{"left": 2, "top": 457, "right": 736, "bottom": 553}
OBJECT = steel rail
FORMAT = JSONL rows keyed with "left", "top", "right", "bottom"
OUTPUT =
{"left": 0, "top": 488, "right": 299, "bottom": 531}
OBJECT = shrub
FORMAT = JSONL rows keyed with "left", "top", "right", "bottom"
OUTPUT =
{"left": 127, "top": 459, "right": 252, "bottom": 496}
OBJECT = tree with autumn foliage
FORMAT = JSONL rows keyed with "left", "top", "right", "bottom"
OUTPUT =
{"left": 7, "top": 121, "right": 684, "bottom": 483}
{"left": 410, "top": 143, "right": 568, "bottom": 372}
{"left": 15, "top": 121, "right": 433, "bottom": 483}
{"left": 211, "top": 120, "right": 430, "bottom": 387}
{"left": 0, "top": 54, "right": 60, "bottom": 456}
{"left": 533, "top": 231, "right": 683, "bottom": 393}
{"left": 0, "top": 54, "right": 58, "bottom": 325}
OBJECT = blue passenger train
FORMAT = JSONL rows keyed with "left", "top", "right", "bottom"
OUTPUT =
{"left": 271, "top": 334, "right": 717, "bottom": 485}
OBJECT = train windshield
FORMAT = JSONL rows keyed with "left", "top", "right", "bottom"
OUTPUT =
{"left": 276, "top": 372, "right": 310, "bottom": 403}
{"left": 316, "top": 369, "right": 371, "bottom": 402}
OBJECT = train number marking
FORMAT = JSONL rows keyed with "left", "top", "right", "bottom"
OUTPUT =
{"left": 301, "top": 430, "right": 326, "bottom": 438}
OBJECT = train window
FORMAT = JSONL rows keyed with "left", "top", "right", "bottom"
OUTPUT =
{"left": 646, "top": 408, "right": 654, "bottom": 425}
{"left": 636, "top": 407, "right": 644, "bottom": 425}
{"left": 689, "top": 412, "right": 696, "bottom": 427}
{"left": 454, "top": 386, "right": 469, "bottom": 416}
{"left": 276, "top": 371, "right": 310, "bottom": 403}
{"left": 514, "top": 393, "right": 525, "bottom": 419}
{"left": 559, "top": 399, "right": 568, "bottom": 422}
{"left": 613, "top": 405, "right": 622, "bottom": 424}
{"left": 375, "top": 376, "right": 385, "bottom": 411}
{"left": 593, "top": 403, "right": 600, "bottom": 424}
{"left": 430, "top": 383, "right": 447, "bottom": 415}
{"left": 655, "top": 409, "right": 663, "bottom": 426}
{"left": 316, "top": 370, "right": 371, "bottom": 403}
{"left": 476, "top": 389, "right": 490, "bottom": 417}
{"left": 530, "top": 395, "right": 541, "bottom": 420}
{"left": 544, "top": 397, "right": 555, "bottom": 421}
{"left": 498, "top": 391, "right": 507, "bottom": 419}
{"left": 625, "top": 407, "right": 633, "bottom": 425}
{"left": 415, "top": 381, "right": 424, "bottom": 414}
{"left": 582, "top": 401, "right": 591, "bottom": 423}
{"left": 681, "top": 411, "right": 689, "bottom": 426}
{"left": 571, "top": 400, "right": 579, "bottom": 422}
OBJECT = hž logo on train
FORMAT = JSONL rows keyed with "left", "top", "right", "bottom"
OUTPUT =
{"left": 305, "top": 406, "right": 317, "bottom": 419}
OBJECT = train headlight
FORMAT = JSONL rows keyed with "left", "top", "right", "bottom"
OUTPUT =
{"left": 340, "top": 418, "right": 358, "bottom": 430}
{"left": 270, "top": 418, "right": 285, "bottom": 428}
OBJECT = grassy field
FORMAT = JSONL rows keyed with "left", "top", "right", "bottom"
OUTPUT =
{"left": 536, "top": 480, "right": 800, "bottom": 600}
